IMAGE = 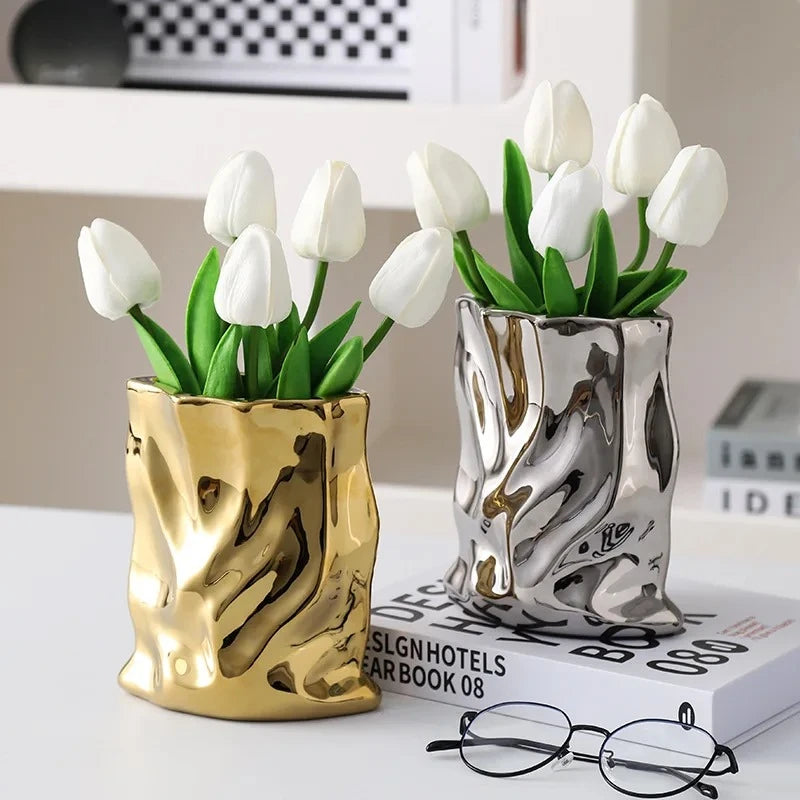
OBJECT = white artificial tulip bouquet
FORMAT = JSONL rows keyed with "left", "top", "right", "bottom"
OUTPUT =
{"left": 407, "top": 81, "right": 727, "bottom": 320}
{"left": 77, "top": 151, "right": 452, "bottom": 400}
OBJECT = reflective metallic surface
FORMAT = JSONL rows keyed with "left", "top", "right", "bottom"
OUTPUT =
{"left": 120, "top": 379, "right": 381, "bottom": 719}
{"left": 447, "top": 297, "right": 684, "bottom": 636}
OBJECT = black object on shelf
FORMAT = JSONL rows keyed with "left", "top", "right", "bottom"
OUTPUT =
{"left": 12, "top": 0, "right": 129, "bottom": 87}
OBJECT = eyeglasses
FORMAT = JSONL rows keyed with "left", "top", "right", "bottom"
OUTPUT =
{"left": 426, "top": 702, "right": 739, "bottom": 799}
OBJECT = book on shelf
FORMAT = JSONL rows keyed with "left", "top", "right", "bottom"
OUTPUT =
{"left": 707, "top": 380, "right": 800, "bottom": 482}
{"left": 366, "top": 573, "right": 800, "bottom": 746}
{"left": 704, "top": 475, "right": 800, "bottom": 518}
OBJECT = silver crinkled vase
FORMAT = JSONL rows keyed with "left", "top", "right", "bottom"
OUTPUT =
{"left": 445, "top": 296, "right": 684, "bottom": 637}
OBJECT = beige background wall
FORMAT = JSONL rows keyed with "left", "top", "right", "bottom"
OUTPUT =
{"left": 0, "top": 0, "right": 798, "bottom": 511}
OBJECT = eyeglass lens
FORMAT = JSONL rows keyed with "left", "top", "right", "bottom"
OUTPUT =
{"left": 461, "top": 702, "right": 571, "bottom": 775}
{"left": 600, "top": 719, "right": 717, "bottom": 796}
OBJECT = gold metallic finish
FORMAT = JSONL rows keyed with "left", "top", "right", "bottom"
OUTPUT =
{"left": 119, "top": 378, "right": 381, "bottom": 720}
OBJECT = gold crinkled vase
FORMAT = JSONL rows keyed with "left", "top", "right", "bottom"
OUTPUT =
{"left": 119, "top": 378, "right": 381, "bottom": 720}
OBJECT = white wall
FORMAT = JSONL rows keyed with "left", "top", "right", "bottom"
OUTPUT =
{"left": 0, "top": 0, "right": 798, "bottom": 511}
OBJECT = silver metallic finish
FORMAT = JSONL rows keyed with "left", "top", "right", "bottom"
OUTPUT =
{"left": 446, "top": 296, "right": 684, "bottom": 636}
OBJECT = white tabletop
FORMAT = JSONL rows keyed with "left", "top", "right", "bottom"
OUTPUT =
{"left": 1, "top": 488, "right": 798, "bottom": 799}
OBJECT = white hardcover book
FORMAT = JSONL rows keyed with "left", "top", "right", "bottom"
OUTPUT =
{"left": 707, "top": 380, "right": 800, "bottom": 482}
{"left": 704, "top": 476, "right": 800, "bottom": 518}
{"left": 367, "top": 574, "right": 800, "bottom": 744}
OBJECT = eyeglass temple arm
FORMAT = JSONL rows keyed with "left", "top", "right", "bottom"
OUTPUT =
{"left": 425, "top": 740, "right": 462, "bottom": 753}
{"left": 426, "top": 736, "right": 556, "bottom": 754}
{"left": 425, "top": 711, "right": 480, "bottom": 753}
{"left": 603, "top": 753, "right": 719, "bottom": 798}
{"left": 612, "top": 743, "right": 737, "bottom": 798}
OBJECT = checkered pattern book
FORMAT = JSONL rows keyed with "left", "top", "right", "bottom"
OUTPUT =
{"left": 114, "top": 0, "right": 410, "bottom": 67}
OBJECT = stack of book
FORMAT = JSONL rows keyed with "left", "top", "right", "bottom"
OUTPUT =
{"left": 367, "top": 573, "right": 800, "bottom": 745}
{"left": 705, "top": 380, "right": 800, "bottom": 518}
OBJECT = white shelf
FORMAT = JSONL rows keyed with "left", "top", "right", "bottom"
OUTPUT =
{"left": 0, "top": 1, "right": 664, "bottom": 208}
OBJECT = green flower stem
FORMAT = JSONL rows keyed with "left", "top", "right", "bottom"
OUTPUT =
{"left": 300, "top": 261, "right": 329, "bottom": 331}
{"left": 455, "top": 230, "right": 491, "bottom": 298}
{"left": 243, "top": 326, "right": 259, "bottom": 400}
{"left": 610, "top": 241, "right": 677, "bottom": 318}
{"left": 624, "top": 197, "right": 651, "bottom": 272}
{"left": 266, "top": 325, "right": 279, "bottom": 373}
{"left": 363, "top": 317, "right": 395, "bottom": 362}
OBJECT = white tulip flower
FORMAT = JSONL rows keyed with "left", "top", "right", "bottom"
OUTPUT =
{"left": 606, "top": 94, "right": 681, "bottom": 197}
{"left": 204, "top": 151, "right": 277, "bottom": 246}
{"left": 523, "top": 80, "right": 593, "bottom": 174}
{"left": 528, "top": 161, "right": 603, "bottom": 262}
{"left": 214, "top": 224, "right": 292, "bottom": 327}
{"left": 407, "top": 143, "right": 490, "bottom": 233}
{"left": 369, "top": 228, "right": 454, "bottom": 328}
{"left": 646, "top": 145, "right": 728, "bottom": 246}
{"left": 291, "top": 160, "right": 366, "bottom": 262}
{"left": 77, "top": 219, "right": 161, "bottom": 321}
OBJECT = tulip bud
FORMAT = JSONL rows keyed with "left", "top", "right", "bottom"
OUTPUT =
{"left": 204, "top": 151, "right": 277, "bottom": 246}
{"left": 646, "top": 145, "right": 728, "bottom": 246}
{"left": 290, "top": 160, "right": 366, "bottom": 262}
{"left": 407, "top": 143, "right": 490, "bottom": 233}
{"left": 523, "top": 80, "right": 593, "bottom": 174}
{"left": 606, "top": 94, "right": 681, "bottom": 197}
{"left": 214, "top": 224, "right": 292, "bottom": 327}
{"left": 369, "top": 228, "right": 454, "bottom": 328}
{"left": 77, "top": 219, "right": 161, "bottom": 321}
{"left": 528, "top": 161, "right": 603, "bottom": 262}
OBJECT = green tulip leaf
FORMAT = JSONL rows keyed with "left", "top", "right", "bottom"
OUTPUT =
{"left": 309, "top": 301, "right": 361, "bottom": 385}
{"left": 243, "top": 326, "right": 273, "bottom": 399}
{"left": 315, "top": 336, "right": 364, "bottom": 398}
{"left": 583, "top": 210, "right": 618, "bottom": 317}
{"left": 474, "top": 250, "right": 538, "bottom": 314}
{"left": 629, "top": 269, "right": 688, "bottom": 316}
{"left": 185, "top": 247, "right": 225, "bottom": 385}
{"left": 503, "top": 139, "right": 544, "bottom": 306}
{"left": 453, "top": 237, "right": 491, "bottom": 302}
{"left": 543, "top": 248, "right": 580, "bottom": 317}
{"left": 277, "top": 327, "right": 311, "bottom": 400}
{"left": 277, "top": 303, "right": 301, "bottom": 356}
{"left": 203, "top": 324, "right": 243, "bottom": 400}
{"left": 254, "top": 329, "right": 273, "bottom": 396}
{"left": 131, "top": 319, "right": 181, "bottom": 393}
{"left": 129, "top": 306, "right": 201, "bottom": 395}
{"left": 614, "top": 268, "right": 684, "bottom": 304}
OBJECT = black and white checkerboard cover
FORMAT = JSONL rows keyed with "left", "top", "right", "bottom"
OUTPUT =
{"left": 114, "top": 0, "right": 411, "bottom": 79}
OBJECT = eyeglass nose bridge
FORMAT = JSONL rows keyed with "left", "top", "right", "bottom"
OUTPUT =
{"left": 571, "top": 723, "right": 611, "bottom": 737}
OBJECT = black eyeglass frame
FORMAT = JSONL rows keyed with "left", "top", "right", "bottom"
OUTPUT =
{"left": 426, "top": 701, "right": 739, "bottom": 800}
